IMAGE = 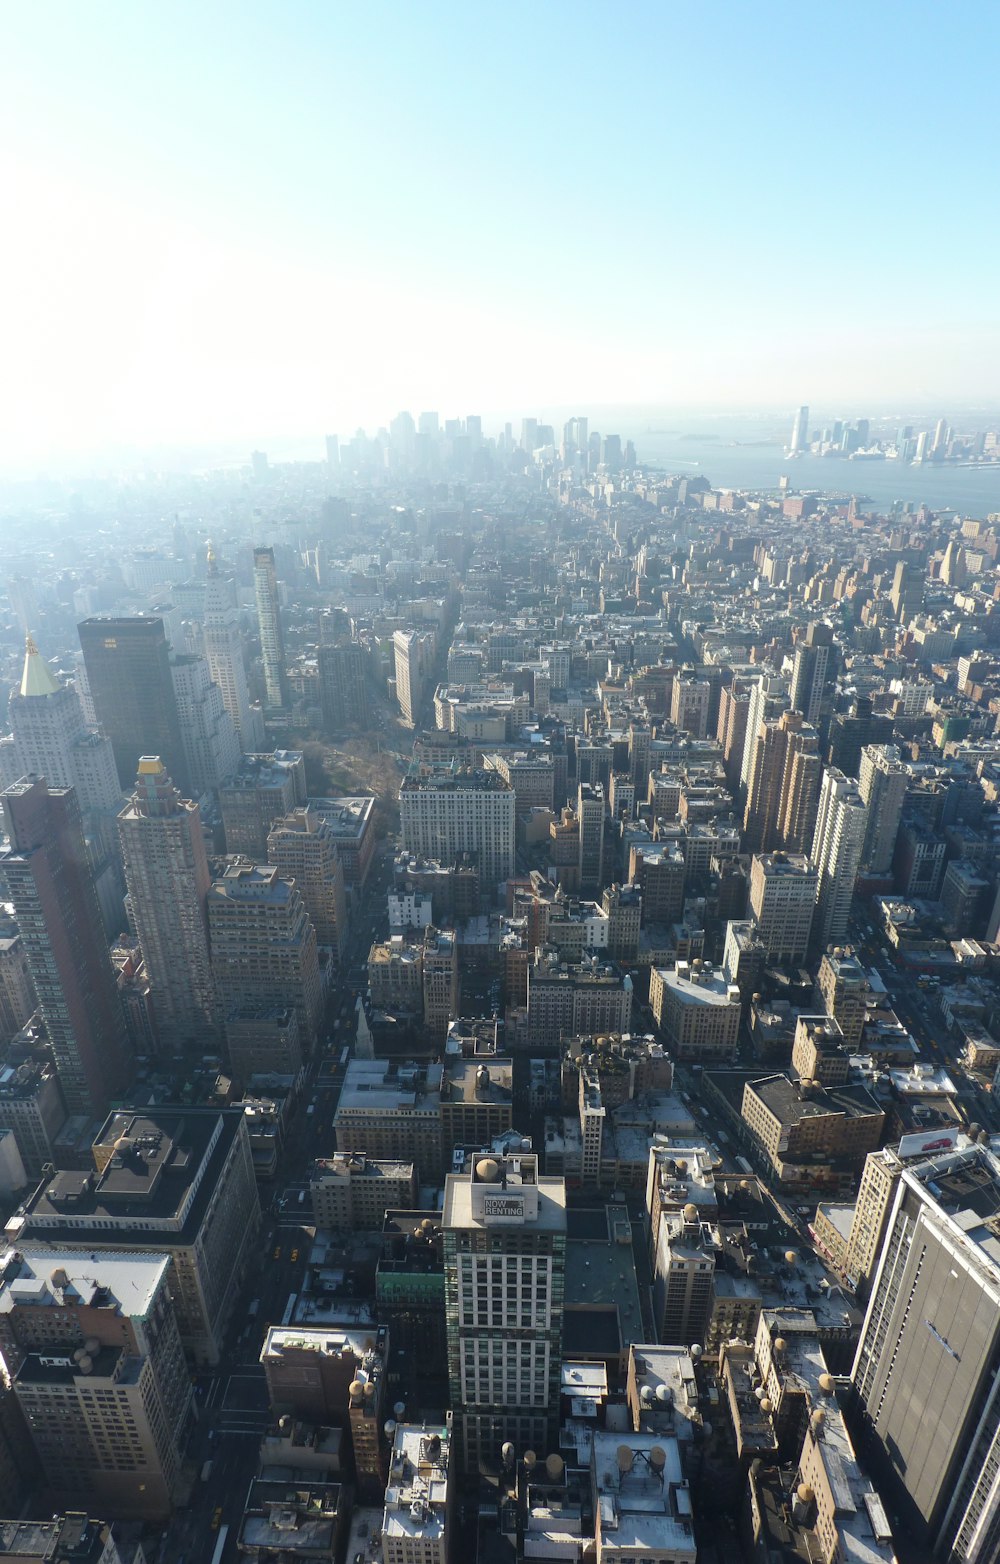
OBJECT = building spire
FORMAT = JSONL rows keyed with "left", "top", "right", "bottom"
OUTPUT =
{"left": 20, "top": 633, "right": 61, "bottom": 698}
{"left": 206, "top": 539, "right": 218, "bottom": 577}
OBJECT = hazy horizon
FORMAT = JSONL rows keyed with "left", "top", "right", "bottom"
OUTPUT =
{"left": 2, "top": 1, "right": 998, "bottom": 471}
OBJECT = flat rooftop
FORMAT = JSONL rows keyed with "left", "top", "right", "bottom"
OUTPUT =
{"left": 336, "top": 1060, "right": 443, "bottom": 1115}
{"left": 0, "top": 1247, "right": 170, "bottom": 1321}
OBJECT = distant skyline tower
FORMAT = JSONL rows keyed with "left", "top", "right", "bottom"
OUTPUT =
{"left": 252, "top": 547, "right": 290, "bottom": 710}
{"left": 203, "top": 543, "right": 259, "bottom": 748}
{"left": 0, "top": 776, "right": 131, "bottom": 1115}
{"left": 811, "top": 766, "right": 867, "bottom": 951}
{"left": 117, "top": 757, "right": 218, "bottom": 1051}
{"left": 78, "top": 616, "right": 191, "bottom": 796}
{"left": 791, "top": 409, "right": 811, "bottom": 453}
{"left": 790, "top": 404, "right": 809, "bottom": 453}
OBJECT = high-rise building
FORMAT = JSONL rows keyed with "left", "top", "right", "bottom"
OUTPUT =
{"left": 669, "top": 674, "right": 710, "bottom": 739}
{"left": 208, "top": 864, "right": 323, "bottom": 1049}
{"left": 0, "top": 1247, "right": 190, "bottom": 1519}
{"left": 117, "top": 758, "right": 218, "bottom": 1050}
{"left": 0, "top": 779, "right": 130, "bottom": 1116}
{"left": 739, "top": 674, "right": 788, "bottom": 809}
{"left": 811, "top": 768, "right": 867, "bottom": 951}
{"left": 858, "top": 744, "right": 908, "bottom": 876}
{"left": 851, "top": 1145, "right": 1000, "bottom": 1562}
{"left": 169, "top": 654, "right": 240, "bottom": 797}
{"left": 202, "top": 545, "right": 260, "bottom": 747}
{"left": 748, "top": 852, "right": 818, "bottom": 965}
{"left": 267, "top": 804, "right": 349, "bottom": 958}
{"left": 889, "top": 561, "right": 923, "bottom": 625}
{"left": 393, "top": 628, "right": 436, "bottom": 727}
{"left": 443, "top": 1149, "right": 566, "bottom": 1473}
{"left": 1, "top": 635, "right": 121, "bottom": 816}
{"left": 19, "top": 1106, "right": 259, "bottom": 1367}
{"left": 790, "top": 405, "right": 809, "bottom": 453}
{"left": 253, "top": 547, "right": 289, "bottom": 709}
{"left": 817, "top": 947, "right": 868, "bottom": 1049}
{"left": 789, "top": 621, "right": 834, "bottom": 725}
{"left": 78, "top": 617, "right": 190, "bottom": 795}
{"left": 219, "top": 749, "right": 307, "bottom": 858}
{"left": 577, "top": 781, "right": 605, "bottom": 892}
{"left": 743, "top": 709, "right": 818, "bottom": 853}
{"left": 318, "top": 640, "right": 368, "bottom": 733}
{"left": 0, "top": 921, "right": 36, "bottom": 1046}
{"left": 776, "top": 718, "right": 822, "bottom": 854}
{"left": 399, "top": 771, "right": 515, "bottom": 891}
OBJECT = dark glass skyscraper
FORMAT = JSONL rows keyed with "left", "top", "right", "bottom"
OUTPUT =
{"left": 78, "top": 617, "right": 190, "bottom": 794}
{"left": 0, "top": 777, "right": 131, "bottom": 1115}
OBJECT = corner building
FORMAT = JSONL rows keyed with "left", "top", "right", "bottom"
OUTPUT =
{"left": 443, "top": 1150, "right": 565, "bottom": 1474}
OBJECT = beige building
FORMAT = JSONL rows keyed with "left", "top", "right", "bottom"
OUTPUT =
{"left": 267, "top": 804, "right": 349, "bottom": 958}
{"left": 422, "top": 928, "right": 459, "bottom": 1040}
{"left": 817, "top": 948, "right": 868, "bottom": 1049}
{"left": 791, "top": 1014, "right": 849, "bottom": 1086}
{"left": 225, "top": 1005, "right": 303, "bottom": 1085}
{"left": 368, "top": 935, "right": 424, "bottom": 1015}
{"left": 0, "top": 1249, "right": 191, "bottom": 1520}
{"left": 310, "top": 1154, "right": 416, "bottom": 1230}
{"left": 740, "top": 1075, "right": 884, "bottom": 1191}
{"left": 649, "top": 961, "right": 741, "bottom": 1062}
{"left": 843, "top": 1147, "right": 904, "bottom": 1296}
{"left": 334, "top": 1060, "right": 443, "bottom": 1182}
{"left": 439, "top": 1054, "right": 513, "bottom": 1159}
{"left": 749, "top": 852, "right": 817, "bottom": 965}
{"left": 208, "top": 863, "right": 323, "bottom": 1048}
{"left": 219, "top": 750, "right": 306, "bottom": 859}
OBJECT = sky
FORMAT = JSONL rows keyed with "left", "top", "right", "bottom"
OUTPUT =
{"left": 1, "top": 0, "right": 998, "bottom": 467}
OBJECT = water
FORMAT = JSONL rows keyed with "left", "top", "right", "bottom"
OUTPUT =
{"left": 610, "top": 412, "right": 1000, "bottom": 516}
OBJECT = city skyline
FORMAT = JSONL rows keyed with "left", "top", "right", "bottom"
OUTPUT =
{"left": 1, "top": 2, "right": 998, "bottom": 466}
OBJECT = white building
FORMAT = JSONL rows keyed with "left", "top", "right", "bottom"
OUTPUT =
{"left": 381, "top": 1419, "right": 453, "bottom": 1564}
{"left": 811, "top": 768, "right": 867, "bottom": 952}
{"left": 399, "top": 771, "right": 515, "bottom": 890}
{"left": 749, "top": 852, "right": 818, "bottom": 965}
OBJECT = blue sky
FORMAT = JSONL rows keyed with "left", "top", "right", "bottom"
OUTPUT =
{"left": 1, "top": 1, "right": 997, "bottom": 463}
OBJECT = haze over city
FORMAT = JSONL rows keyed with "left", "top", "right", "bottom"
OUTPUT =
{"left": 2, "top": 1, "right": 999, "bottom": 470}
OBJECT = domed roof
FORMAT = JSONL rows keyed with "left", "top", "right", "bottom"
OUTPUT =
{"left": 476, "top": 1157, "right": 500, "bottom": 1182}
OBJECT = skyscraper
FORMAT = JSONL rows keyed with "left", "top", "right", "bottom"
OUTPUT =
{"left": 253, "top": 547, "right": 289, "bottom": 709}
{"left": 0, "top": 778, "right": 130, "bottom": 1115}
{"left": 789, "top": 621, "right": 834, "bottom": 726}
{"left": 266, "top": 804, "right": 350, "bottom": 959}
{"left": 202, "top": 544, "right": 259, "bottom": 747}
{"left": 170, "top": 654, "right": 240, "bottom": 795}
{"left": 810, "top": 767, "right": 867, "bottom": 951}
{"left": 443, "top": 1148, "right": 566, "bottom": 1473}
{"left": 748, "top": 852, "right": 818, "bottom": 965}
{"left": 318, "top": 639, "right": 368, "bottom": 733}
{"left": 790, "top": 404, "right": 809, "bottom": 452}
{"left": 852, "top": 1144, "right": 1000, "bottom": 1562}
{"left": 78, "top": 617, "right": 190, "bottom": 794}
{"left": 117, "top": 758, "right": 218, "bottom": 1051}
{"left": 738, "top": 674, "right": 788, "bottom": 810}
{"left": 393, "top": 628, "right": 435, "bottom": 727}
{"left": 858, "top": 744, "right": 909, "bottom": 876}
{"left": 399, "top": 771, "right": 515, "bottom": 890}
{"left": 577, "top": 781, "right": 605, "bottom": 891}
{"left": 207, "top": 864, "right": 323, "bottom": 1048}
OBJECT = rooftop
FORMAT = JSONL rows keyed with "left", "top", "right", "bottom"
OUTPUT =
{"left": 0, "top": 1246, "right": 170, "bottom": 1322}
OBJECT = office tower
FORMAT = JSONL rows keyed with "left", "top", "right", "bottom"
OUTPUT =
{"left": 310, "top": 1153, "right": 416, "bottom": 1229}
{"left": 253, "top": 546, "right": 289, "bottom": 709}
{"left": 941, "top": 538, "right": 969, "bottom": 587}
{"left": 390, "top": 408, "right": 416, "bottom": 465}
{"left": 169, "top": 654, "right": 240, "bottom": 794}
{"left": 889, "top": 561, "right": 923, "bottom": 624}
{"left": 267, "top": 804, "right": 349, "bottom": 958}
{"left": 399, "top": 771, "right": 515, "bottom": 890}
{"left": 789, "top": 621, "right": 834, "bottom": 725}
{"left": 202, "top": 544, "right": 258, "bottom": 746}
{"left": 78, "top": 617, "right": 190, "bottom": 794}
{"left": 0, "top": 927, "right": 35, "bottom": 1046}
{"left": 225, "top": 1005, "right": 302, "bottom": 1084}
{"left": 601, "top": 433, "right": 622, "bottom": 470}
{"left": 577, "top": 781, "right": 605, "bottom": 892}
{"left": 520, "top": 416, "right": 538, "bottom": 452}
{"left": 393, "top": 628, "right": 435, "bottom": 727}
{"left": 790, "top": 405, "right": 809, "bottom": 452}
{"left": 117, "top": 758, "right": 217, "bottom": 1050}
{"left": 2, "top": 635, "right": 121, "bottom": 817}
{"left": 851, "top": 1145, "right": 1000, "bottom": 1561}
{"left": 630, "top": 845, "right": 686, "bottom": 924}
{"left": 858, "top": 744, "right": 908, "bottom": 875}
{"left": 0, "top": 780, "right": 129, "bottom": 1116}
{"left": 208, "top": 863, "right": 322, "bottom": 1046}
{"left": 0, "top": 1248, "right": 190, "bottom": 1519}
{"left": 419, "top": 411, "right": 439, "bottom": 436}
{"left": 749, "top": 851, "right": 818, "bottom": 965}
{"left": 318, "top": 640, "right": 368, "bottom": 732}
{"left": 19, "top": 1107, "right": 259, "bottom": 1367}
{"left": 526, "top": 954, "right": 633, "bottom": 1048}
{"left": 219, "top": 749, "right": 307, "bottom": 858}
{"left": 443, "top": 1149, "right": 566, "bottom": 1473}
{"left": 670, "top": 673, "right": 710, "bottom": 738}
{"left": 382, "top": 1420, "right": 453, "bottom": 1564}
{"left": 251, "top": 449, "right": 269, "bottom": 479}
{"left": 826, "top": 697, "right": 895, "bottom": 780}
{"left": 931, "top": 415, "right": 949, "bottom": 455}
{"left": 811, "top": 767, "right": 867, "bottom": 951}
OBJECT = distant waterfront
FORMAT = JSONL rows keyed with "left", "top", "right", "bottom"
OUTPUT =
{"left": 620, "top": 420, "right": 1000, "bottom": 515}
